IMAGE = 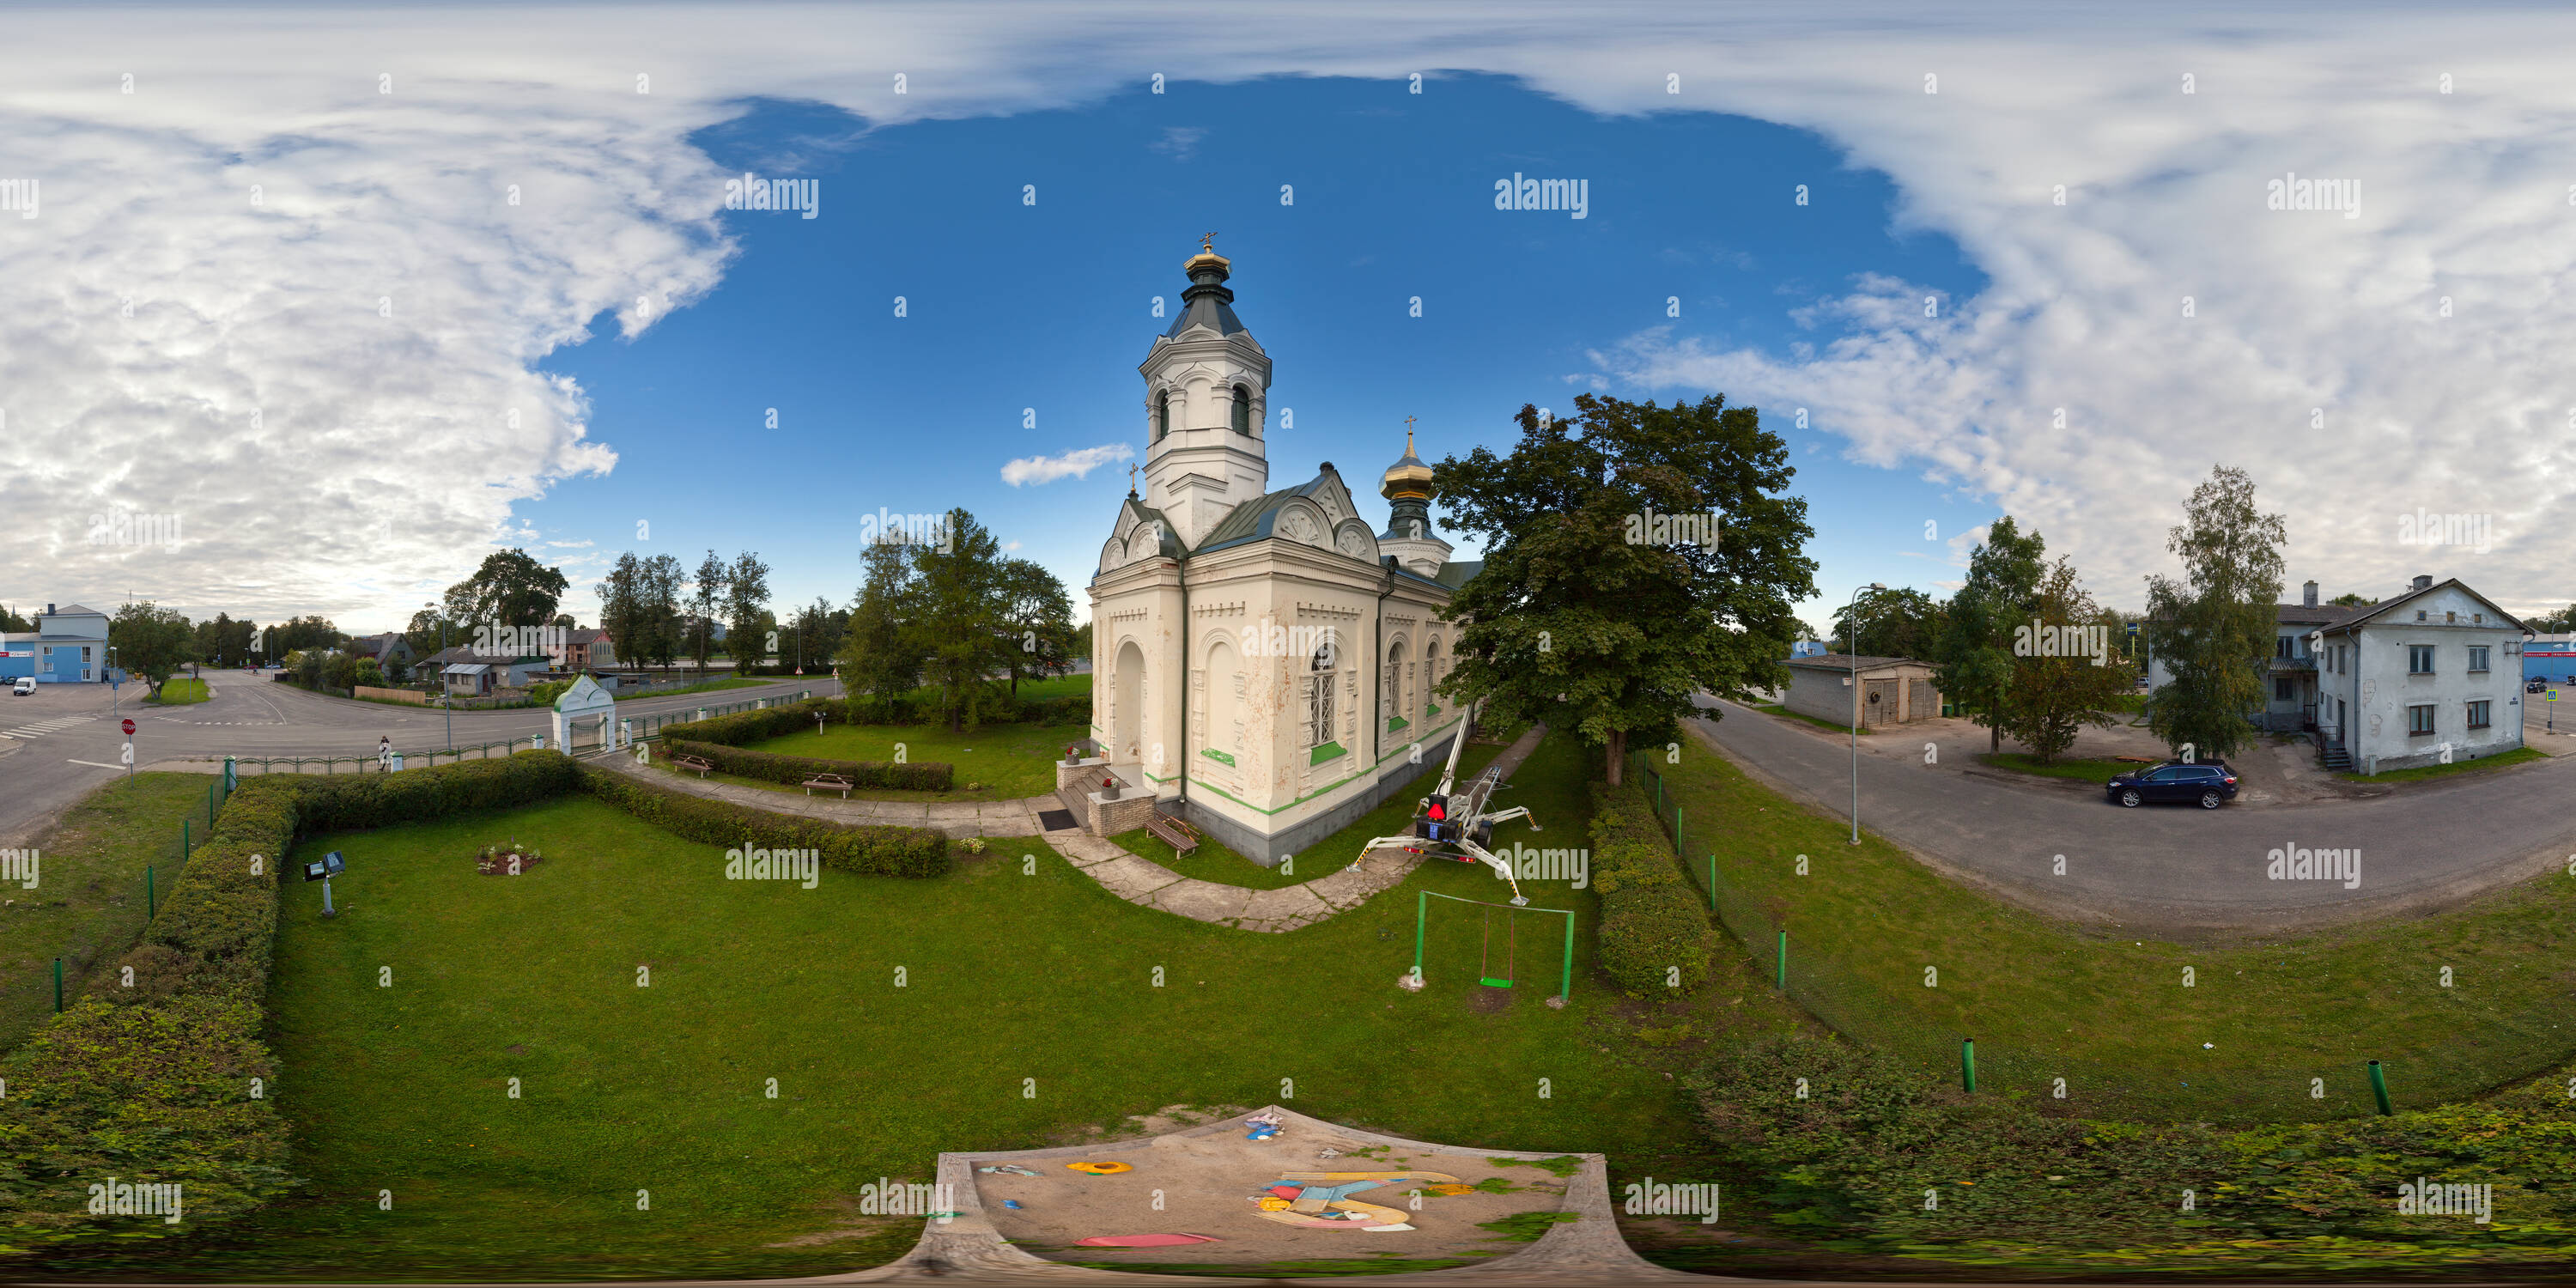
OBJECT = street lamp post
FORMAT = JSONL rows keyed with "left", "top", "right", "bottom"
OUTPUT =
{"left": 1847, "top": 582, "right": 1886, "bottom": 846}
{"left": 428, "top": 603, "right": 451, "bottom": 752}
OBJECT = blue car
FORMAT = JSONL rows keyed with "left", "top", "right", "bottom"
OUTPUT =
{"left": 2105, "top": 760, "right": 2238, "bottom": 809}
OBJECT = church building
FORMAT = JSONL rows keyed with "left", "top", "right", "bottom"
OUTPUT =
{"left": 1090, "top": 246, "right": 1479, "bottom": 866}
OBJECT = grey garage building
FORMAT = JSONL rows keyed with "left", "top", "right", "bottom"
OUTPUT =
{"left": 1780, "top": 653, "right": 1943, "bottom": 729}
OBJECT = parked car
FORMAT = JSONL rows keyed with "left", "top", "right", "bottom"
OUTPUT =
{"left": 10, "top": 677, "right": 35, "bottom": 696}
{"left": 2530, "top": 677, "right": 2550, "bottom": 694}
{"left": 2105, "top": 759, "right": 2239, "bottom": 809}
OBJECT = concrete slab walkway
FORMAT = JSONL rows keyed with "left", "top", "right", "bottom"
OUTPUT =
{"left": 604, "top": 723, "right": 1550, "bottom": 934}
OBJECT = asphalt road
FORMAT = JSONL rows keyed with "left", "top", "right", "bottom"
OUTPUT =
{"left": 1688, "top": 694, "right": 2576, "bottom": 937}
{"left": 0, "top": 671, "right": 842, "bottom": 851}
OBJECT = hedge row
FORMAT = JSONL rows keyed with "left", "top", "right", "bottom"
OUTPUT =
{"left": 1, "top": 773, "right": 306, "bottom": 1245}
{"left": 580, "top": 764, "right": 951, "bottom": 878}
{"left": 655, "top": 698, "right": 834, "bottom": 747}
{"left": 665, "top": 738, "right": 951, "bottom": 792}
{"left": 1588, "top": 780, "right": 1719, "bottom": 996}
{"left": 838, "top": 692, "right": 1087, "bottom": 728}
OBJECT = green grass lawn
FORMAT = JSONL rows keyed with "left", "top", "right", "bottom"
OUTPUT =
{"left": 1112, "top": 825, "right": 1312, "bottom": 889}
{"left": 145, "top": 677, "right": 210, "bottom": 705}
{"left": 1976, "top": 751, "right": 2144, "bottom": 784}
{"left": 1658, "top": 739, "right": 2576, "bottom": 1123}
{"left": 13, "top": 732, "right": 1756, "bottom": 1281}
{"left": 0, "top": 774, "right": 208, "bottom": 1051}
{"left": 617, "top": 675, "right": 770, "bottom": 701}
{"left": 981, "top": 673, "right": 1090, "bottom": 703}
{"left": 736, "top": 720, "right": 1090, "bottom": 798}
{"left": 2337, "top": 744, "right": 2548, "bottom": 782}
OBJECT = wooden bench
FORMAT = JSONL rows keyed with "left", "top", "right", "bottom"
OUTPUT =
{"left": 1145, "top": 812, "right": 1204, "bottom": 857}
{"left": 803, "top": 773, "right": 854, "bottom": 799}
{"left": 672, "top": 754, "right": 715, "bottom": 779}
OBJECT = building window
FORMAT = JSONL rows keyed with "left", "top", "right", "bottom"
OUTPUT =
{"left": 2467, "top": 700, "right": 2491, "bottom": 730}
{"left": 1230, "top": 385, "right": 1251, "bottom": 434}
{"left": 2275, "top": 635, "right": 2293, "bottom": 659}
{"left": 1306, "top": 643, "right": 1336, "bottom": 749}
{"left": 2409, "top": 645, "right": 2434, "bottom": 675}
{"left": 2467, "top": 645, "right": 2489, "bottom": 672}
{"left": 1155, "top": 391, "right": 1170, "bottom": 441}
{"left": 2409, "top": 703, "right": 2436, "bottom": 736}
{"left": 2415, "top": 610, "right": 2427, "bottom": 621}
{"left": 2274, "top": 677, "right": 2295, "bottom": 702}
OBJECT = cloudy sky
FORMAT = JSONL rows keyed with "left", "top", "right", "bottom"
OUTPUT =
{"left": 3, "top": 3, "right": 2572, "bottom": 635}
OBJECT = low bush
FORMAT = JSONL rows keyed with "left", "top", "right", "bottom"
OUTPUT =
{"left": 1587, "top": 781, "right": 1717, "bottom": 995}
{"left": 580, "top": 765, "right": 951, "bottom": 878}
{"left": 657, "top": 699, "right": 831, "bottom": 747}
{"left": 665, "top": 739, "right": 951, "bottom": 792}
{"left": 293, "top": 750, "right": 581, "bottom": 832}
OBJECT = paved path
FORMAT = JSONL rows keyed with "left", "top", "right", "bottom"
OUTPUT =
{"left": 1690, "top": 695, "right": 2576, "bottom": 937}
{"left": 603, "top": 723, "right": 1550, "bottom": 934}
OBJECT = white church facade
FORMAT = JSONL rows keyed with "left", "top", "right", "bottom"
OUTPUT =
{"left": 1090, "top": 246, "right": 1479, "bottom": 865}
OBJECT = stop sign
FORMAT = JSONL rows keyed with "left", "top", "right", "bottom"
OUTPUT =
{"left": 122, "top": 719, "right": 136, "bottom": 735}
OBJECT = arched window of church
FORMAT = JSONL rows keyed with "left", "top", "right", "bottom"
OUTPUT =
{"left": 1305, "top": 641, "right": 1336, "bottom": 751}
{"left": 1156, "top": 391, "right": 1170, "bottom": 441}
{"left": 1231, "top": 385, "right": 1251, "bottom": 434}
{"left": 1423, "top": 640, "right": 1441, "bottom": 719}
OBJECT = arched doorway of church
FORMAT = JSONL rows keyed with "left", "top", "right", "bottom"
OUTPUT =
{"left": 1113, "top": 640, "right": 1147, "bottom": 769}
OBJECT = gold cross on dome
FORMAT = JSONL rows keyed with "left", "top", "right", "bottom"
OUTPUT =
{"left": 1200, "top": 231, "right": 1218, "bottom": 253}
{"left": 1128, "top": 462, "right": 1139, "bottom": 493}
{"left": 1403, "top": 415, "right": 1418, "bottom": 453}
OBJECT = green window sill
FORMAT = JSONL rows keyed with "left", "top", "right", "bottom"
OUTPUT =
{"left": 1310, "top": 740, "right": 1347, "bottom": 766}
{"left": 1201, "top": 747, "right": 1236, "bottom": 767}
{"left": 1386, "top": 716, "right": 1410, "bottom": 732}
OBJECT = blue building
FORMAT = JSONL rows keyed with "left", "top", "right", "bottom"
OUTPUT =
{"left": 2, "top": 603, "right": 112, "bottom": 683}
{"left": 2526, "top": 634, "right": 2576, "bottom": 686}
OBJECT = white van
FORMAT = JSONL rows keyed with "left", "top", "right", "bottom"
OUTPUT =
{"left": 10, "top": 677, "right": 35, "bottom": 696}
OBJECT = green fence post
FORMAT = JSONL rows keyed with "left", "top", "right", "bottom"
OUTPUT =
{"left": 1961, "top": 1038, "right": 1977, "bottom": 1092}
{"left": 1708, "top": 854, "right": 1717, "bottom": 910}
{"left": 1557, "top": 908, "right": 1573, "bottom": 1003}
{"left": 182, "top": 819, "right": 190, "bottom": 857}
{"left": 1675, "top": 806, "right": 1684, "bottom": 859}
{"left": 1413, "top": 890, "right": 1428, "bottom": 984}
{"left": 2368, "top": 1060, "right": 2392, "bottom": 1115}
{"left": 1776, "top": 929, "right": 1787, "bottom": 989}
{"left": 207, "top": 782, "right": 216, "bottom": 827}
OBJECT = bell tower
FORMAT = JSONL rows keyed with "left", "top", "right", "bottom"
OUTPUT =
{"left": 1141, "top": 238, "right": 1272, "bottom": 548}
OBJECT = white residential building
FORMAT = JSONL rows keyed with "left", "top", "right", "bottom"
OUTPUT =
{"left": 2312, "top": 575, "right": 2530, "bottom": 775}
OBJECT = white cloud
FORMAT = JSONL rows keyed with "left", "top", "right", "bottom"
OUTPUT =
{"left": 1001, "top": 443, "right": 1134, "bottom": 487}
{"left": 1151, "top": 125, "right": 1208, "bottom": 161}
{"left": 7, "top": 4, "right": 2576, "bottom": 623}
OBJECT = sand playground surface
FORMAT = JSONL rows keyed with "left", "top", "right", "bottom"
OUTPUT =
{"left": 963, "top": 1109, "right": 1576, "bottom": 1269}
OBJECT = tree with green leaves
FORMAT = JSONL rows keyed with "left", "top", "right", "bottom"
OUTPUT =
{"left": 444, "top": 548, "right": 570, "bottom": 629}
{"left": 1933, "top": 516, "right": 2048, "bottom": 753}
{"left": 837, "top": 537, "right": 922, "bottom": 702}
{"left": 0, "top": 605, "right": 31, "bottom": 635}
{"left": 2144, "top": 465, "right": 2287, "bottom": 763}
{"left": 1435, "top": 394, "right": 1818, "bottom": 786}
{"left": 998, "top": 558, "right": 1075, "bottom": 696}
{"left": 2328, "top": 592, "right": 2379, "bottom": 609}
{"left": 688, "top": 550, "right": 727, "bottom": 671}
{"left": 1828, "top": 586, "right": 1947, "bottom": 660}
{"left": 910, "top": 510, "right": 1013, "bottom": 731}
{"left": 109, "top": 602, "right": 197, "bottom": 696}
{"left": 1994, "top": 557, "right": 2137, "bottom": 762}
{"left": 725, "top": 550, "right": 773, "bottom": 670}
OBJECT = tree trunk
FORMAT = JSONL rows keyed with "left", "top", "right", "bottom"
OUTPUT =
{"left": 1990, "top": 721, "right": 2001, "bottom": 754}
{"left": 1607, "top": 727, "right": 1626, "bottom": 786}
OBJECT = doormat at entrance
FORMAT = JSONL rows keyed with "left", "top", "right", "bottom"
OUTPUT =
{"left": 1038, "top": 809, "right": 1079, "bottom": 832}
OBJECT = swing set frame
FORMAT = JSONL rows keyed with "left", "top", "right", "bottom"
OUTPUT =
{"left": 1409, "top": 890, "right": 1574, "bottom": 1004}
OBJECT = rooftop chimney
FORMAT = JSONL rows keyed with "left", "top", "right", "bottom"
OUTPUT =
{"left": 2302, "top": 580, "right": 2318, "bottom": 608}
{"left": 44, "top": 603, "right": 54, "bottom": 617}
{"left": 2412, "top": 574, "right": 2433, "bottom": 592}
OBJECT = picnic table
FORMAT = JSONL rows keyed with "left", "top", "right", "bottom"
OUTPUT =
{"left": 804, "top": 772, "right": 854, "bottom": 799}
{"left": 672, "top": 754, "right": 715, "bottom": 779}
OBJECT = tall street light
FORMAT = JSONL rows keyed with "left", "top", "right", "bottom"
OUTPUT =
{"left": 426, "top": 602, "right": 451, "bottom": 751}
{"left": 1847, "top": 582, "right": 1886, "bottom": 846}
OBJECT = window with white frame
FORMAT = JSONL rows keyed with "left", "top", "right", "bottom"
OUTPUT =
{"left": 1306, "top": 644, "right": 1336, "bottom": 750}
{"left": 2409, "top": 645, "right": 2434, "bottom": 675}
{"left": 2468, "top": 646, "right": 2489, "bottom": 672}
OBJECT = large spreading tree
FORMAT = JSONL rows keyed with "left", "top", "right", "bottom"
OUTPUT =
{"left": 1934, "top": 515, "right": 2047, "bottom": 753}
{"left": 1993, "top": 557, "right": 2137, "bottom": 762}
{"left": 2143, "top": 465, "right": 2287, "bottom": 763}
{"left": 444, "top": 548, "right": 570, "bottom": 630}
{"left": 1829, "top": 586, "right": 1947, "bottom": 659}
{"left": 1436, "top": 395, "right": 1818, "bottom": 786}
{"left": 108, "top": 602, "right": 197, "bottom": 696}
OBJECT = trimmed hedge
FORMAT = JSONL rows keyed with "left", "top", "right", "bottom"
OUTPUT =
{"left": 665, "top": 738, "right": 951, "bottom": 793}
{"left": 828, "top": 692, "right": 1087, "bottom": 727}
{"left": 581, "top": 763, "right": 951, "bottom": 878}
{"left": 1588, "top": 780, "right": 1719, "bottom": 995}
{"left": 656, "top": 698, "right": 834, "bottom": 747}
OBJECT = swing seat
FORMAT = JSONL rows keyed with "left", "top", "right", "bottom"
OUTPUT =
{"left": 1479, "top": 975, "right": 1514, "bottom": 988}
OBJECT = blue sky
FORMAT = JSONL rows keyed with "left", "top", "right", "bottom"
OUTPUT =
{"left": 539, "top": 73, "right": 1989, "bottom": 630}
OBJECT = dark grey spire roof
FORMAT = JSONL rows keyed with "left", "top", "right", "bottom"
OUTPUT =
{"left": 1163, "top": 251, "right": 1249, "bottom": 338}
